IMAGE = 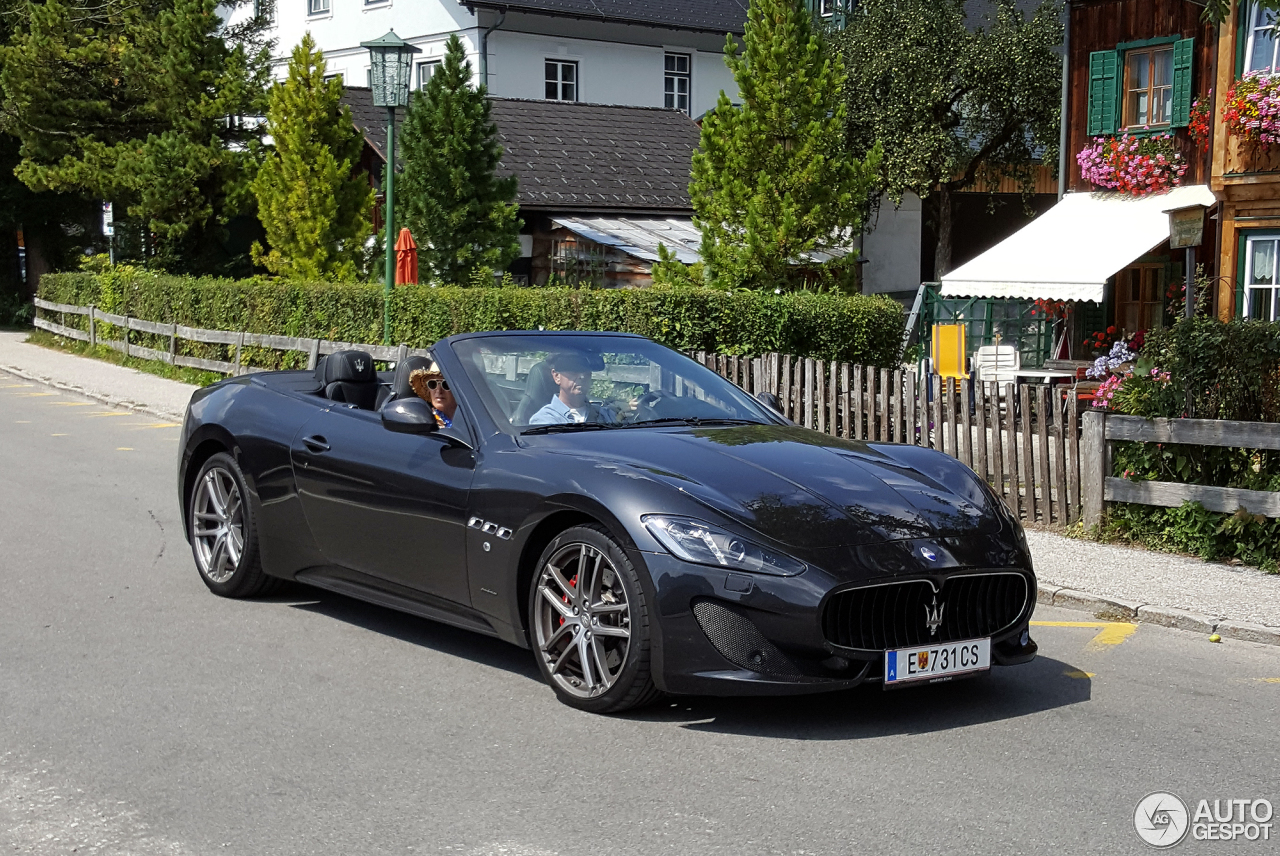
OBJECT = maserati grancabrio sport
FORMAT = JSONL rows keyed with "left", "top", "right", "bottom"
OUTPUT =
{"left": 179, "top": 331, "right": 1037, "bottom": 713}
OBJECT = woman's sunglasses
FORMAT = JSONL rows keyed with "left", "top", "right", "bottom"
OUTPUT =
{"left": 424, "top": 379, "right": 450, "bottom": 391}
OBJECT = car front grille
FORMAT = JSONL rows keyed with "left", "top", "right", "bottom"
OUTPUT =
{"left": 822, "top": 572, "right": 1029, "bottom": 651}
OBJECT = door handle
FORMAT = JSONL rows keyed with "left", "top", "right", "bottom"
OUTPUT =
{"left": 303, "top": 435, "right": 331, "bottom": 453}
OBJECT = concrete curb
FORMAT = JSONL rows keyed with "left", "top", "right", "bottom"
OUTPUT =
{"left": 1037, "top": 582, "right": 1280, "bottom": 646}
{"left": 0, "top": 361, "right": 184, "bottom": 422}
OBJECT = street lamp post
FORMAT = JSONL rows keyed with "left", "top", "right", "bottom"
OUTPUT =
{"left": 361, "top": 30, "right": 420, "bottom": 345}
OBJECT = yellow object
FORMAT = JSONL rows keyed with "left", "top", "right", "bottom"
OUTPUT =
{"left": 1209, "top": 633, "right": 1221, "bottom": 643}
{"left": 930, "top": 323, "right": 968, "bottom": 380}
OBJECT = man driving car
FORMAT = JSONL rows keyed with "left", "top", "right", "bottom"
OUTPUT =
{"left": 528, "top": 352, "right": 621, "bottom": 425}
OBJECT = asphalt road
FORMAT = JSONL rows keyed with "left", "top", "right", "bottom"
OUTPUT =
{"left": 1, "top": 369, "right": 1277, "bottom": 856}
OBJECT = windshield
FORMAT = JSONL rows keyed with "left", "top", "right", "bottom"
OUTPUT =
{"left": 451, "top": 334, "right": 779, "bottom": 433}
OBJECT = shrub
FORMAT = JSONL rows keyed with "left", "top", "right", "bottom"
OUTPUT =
{"left": 37, "top": 270, "right": 905, "bottom": 367}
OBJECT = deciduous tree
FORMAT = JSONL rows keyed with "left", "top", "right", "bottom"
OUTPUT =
{"left": 251, "top": 35, "right": 373, "bottom": 281}
{"left": 836, "top": 0, "right": 1063, "bottom": 277}
{"left": 399, "top": 34, "right": 519, "bottom": 285}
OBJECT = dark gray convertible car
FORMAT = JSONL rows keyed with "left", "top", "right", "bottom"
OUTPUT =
{"left": 179, "top": 331, "right": 1037, "bottom": 713}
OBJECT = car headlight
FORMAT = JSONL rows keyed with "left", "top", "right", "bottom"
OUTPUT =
{"left": 642, "top": 515, "right": 806, "bottom": 576}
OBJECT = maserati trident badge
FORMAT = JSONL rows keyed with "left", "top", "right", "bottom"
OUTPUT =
{"left": 923, "top": 596, "right": 945, "bottom": 636}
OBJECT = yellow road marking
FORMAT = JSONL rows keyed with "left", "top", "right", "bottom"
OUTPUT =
{"left": 16, "top": 392, "right": 58, "bottom": 397}
{"left": 129, "top": 422, "right": 181, "bottom": 429}
{"left": 116, "top": 447, "right": 133, "bottom": 451}
{"left": 50, "top": 433, "right": 67, "bottom": 437}
{"left": 1031, "top": 619, "right": 1138, "bottom": 650}
{"left": 1257, "top": 678, "right": 1280, "bottom": 684}
{"left": 1064, "top": 670, "right": 1095, "bottom": 679}
{"left": 0, "top": 384, "right": 33, "bottom": 389}
{"left": 50, "top": 401, "right": 94, "bottom": 407}
{"left": 14, "top": 420, "right": 30, "bottom": 423}
{"left": 82, "top": 411, "right": 132, "bottom": 418}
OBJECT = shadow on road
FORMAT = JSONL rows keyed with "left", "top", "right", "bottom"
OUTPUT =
{"left": 270, "top": 583, "right": 1089, "bottom": 738}
{"left": 280, "top": 585, "right": 540, "bottom": 680}
{"left": 629, "top": 654, "right": 1091, "bottom": 739}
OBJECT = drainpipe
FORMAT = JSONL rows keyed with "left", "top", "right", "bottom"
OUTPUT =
{"left": 1057, "top": 0, "right": 1072, "bottom": 200}
{"left": 479, "top": 7, "right": 506, "bottom": 89}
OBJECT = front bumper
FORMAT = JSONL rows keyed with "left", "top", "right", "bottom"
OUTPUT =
{"left": 638, "top": 549, "right": 1038, "bottom": 697}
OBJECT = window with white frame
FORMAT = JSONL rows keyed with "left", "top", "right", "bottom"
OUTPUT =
{"left": 820, "top": 0, "right": 835, "bottom": 15}
{"left": 417, "top": 60, "right": 441, "bottom": 90}
{"left": 664, "top": 53, "right": 691, "bottom": 114}
{"left": 545, "top": 60, "right": 578, "bottom": 101}
{"left": 1245, "top": 3, "right": 1280, "bottom": 74}
{"left": 1245, "top": 234, "right": 1280, "bottom": 321}
{"left": 308, "top": 0, "right": 329, "bottom": 15}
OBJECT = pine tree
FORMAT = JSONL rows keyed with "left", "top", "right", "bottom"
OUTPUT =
{"left": 0, "top": 0, "right": 272, "bottom": 273}
{"left": 398, "top": 34, "right": 519, "bottom": 285}
{"left": 691, "top": 0, "right": 878, "bottom": 292}
{"left": 251, "top": 35, "right": 373, "bottom": 281}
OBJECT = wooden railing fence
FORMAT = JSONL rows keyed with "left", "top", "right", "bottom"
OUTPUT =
{"left": 1081, "top": 411, "right": 1280, "bottom": 526}
{"left": 33, "top": 298, "right": 1082, "bottom": 524}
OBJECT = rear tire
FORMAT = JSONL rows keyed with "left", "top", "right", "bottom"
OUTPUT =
{"left": 188, "top": 452, "right": 278, "bottom": 598}
{"left": 528, "top": 525, "right": 661, "bottom": 713}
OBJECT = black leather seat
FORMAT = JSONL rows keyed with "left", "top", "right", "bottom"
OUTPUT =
{"left": 316, "top": 349, "right": 379, "bottom": 410}
{"left": 512, "top": 361, "right": 557, "bottom": 424}
{"left": 376, "top": 355, "right": 435, "bottom": 410}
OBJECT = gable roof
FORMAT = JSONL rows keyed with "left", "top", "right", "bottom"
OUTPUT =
{"left": 460, "top": 0, "right": 748, "bottom": 35}
{"left": 490, "top": 98, "right": 700, "bottom": 213}
{"left": 340, "top": 88, "right": 700, "bottom": 214}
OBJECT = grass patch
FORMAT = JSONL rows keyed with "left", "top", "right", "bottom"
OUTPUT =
{"left": 26, "top": 328, "right": 225, "bottom": 387}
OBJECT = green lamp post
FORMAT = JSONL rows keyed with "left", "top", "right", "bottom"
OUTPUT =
{"left": 361, "top": 30, "right": 420, "bottom": 345}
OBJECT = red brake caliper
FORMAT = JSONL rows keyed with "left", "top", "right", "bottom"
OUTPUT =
{"left": 558, "top": 574, "right": 578, "bottom": 627}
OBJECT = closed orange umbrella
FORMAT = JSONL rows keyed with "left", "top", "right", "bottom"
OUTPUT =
{"left": 394, "top": 228, "right": 418, "bottom": 285}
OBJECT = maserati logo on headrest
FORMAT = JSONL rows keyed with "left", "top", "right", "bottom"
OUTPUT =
{"left": 355, "top": 359, "right": 366, "bottom": 372}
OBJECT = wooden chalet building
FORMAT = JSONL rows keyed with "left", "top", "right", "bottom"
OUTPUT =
{"left": 342, "top": 87, "right": 702, "bottom": 287}
{"left": 1211, "top": 3, "right": 1280, "bottom": 322}
{"left": 940, "top": 0, "right": 1222, "bottom": 363}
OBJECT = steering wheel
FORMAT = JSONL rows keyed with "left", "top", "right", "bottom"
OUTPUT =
{"left": 631, "top": 389, "right": 673, "bottom": 421}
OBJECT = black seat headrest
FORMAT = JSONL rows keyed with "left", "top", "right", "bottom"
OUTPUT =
{"left": 378, "top": 355, "right": 435, "bottom": 410}
{"left": 321, "top": 350, "right": 376, "bottom": 384}
{"left": 513, "top": 361, "right": 558, "bottom": 425}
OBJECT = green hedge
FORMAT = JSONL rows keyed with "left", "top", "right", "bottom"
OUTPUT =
{"left": 38, "top": 269, "right": 905, "bottom": 366}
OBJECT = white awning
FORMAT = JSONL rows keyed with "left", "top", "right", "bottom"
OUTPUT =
{"left": 940, "top": 185, "right": 1218, "bottom": 303}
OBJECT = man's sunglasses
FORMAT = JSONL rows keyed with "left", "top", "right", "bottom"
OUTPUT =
{"left": 424, "top": 379, "right": 450, "bottom": 391}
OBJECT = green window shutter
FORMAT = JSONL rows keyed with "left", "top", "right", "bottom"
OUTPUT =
{"left": 1088, "top": 50, "right": 1119, "bottom": 136}
{"left": 1171, "top": 38, "right": 1194, "bottom": 127}
{"left": 1236, "top": 233, "right": 1248, "bottom": 319}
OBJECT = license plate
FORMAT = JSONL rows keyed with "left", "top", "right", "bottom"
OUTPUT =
{"left": 884, "top": 638, "right": 990, "bottom": 688}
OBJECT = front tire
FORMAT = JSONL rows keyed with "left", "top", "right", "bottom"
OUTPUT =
{"left": 188, "top": 452, "right": 277, "bottom": 598}
{"left": 529, "top": 525, "right": 660, "bottom": 713}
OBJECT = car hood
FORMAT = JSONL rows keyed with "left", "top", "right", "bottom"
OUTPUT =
{"left": 536, "top": 423, "right": 1001, "bottom": 551}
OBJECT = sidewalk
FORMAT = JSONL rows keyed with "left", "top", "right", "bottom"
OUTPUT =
{"left": 0, "top": 330, "right": 196, "bottom": 421}
{"left": 3, "top": 327, "right": 1278, "bottom": 641}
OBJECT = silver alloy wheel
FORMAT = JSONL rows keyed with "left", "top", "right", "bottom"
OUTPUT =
{"left": 191, "top": 467, "right": 245, "bottom": 584}
{"left": 533, "top": 542, "right": 632, "bottom": 699}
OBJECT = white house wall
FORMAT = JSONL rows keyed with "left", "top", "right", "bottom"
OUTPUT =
{"left": 861, "top": 193, "right": 922, "bottom": 298}
{"left": 229, "top": 0, "right": 740, "bottom": 114}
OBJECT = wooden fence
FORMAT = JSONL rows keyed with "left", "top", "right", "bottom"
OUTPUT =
{"left": 1081, "top": 411, "right": 1280, "bottom": 526}
{"left": 33, "top": 297, "right": 1082, "bottom": 524}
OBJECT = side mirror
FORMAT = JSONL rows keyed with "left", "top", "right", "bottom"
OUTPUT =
{"left": 756, "top": 391, "right": 784, "bottom": 414}
{"left": 381, "top": 398, "right": 439, "bottom": 434}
